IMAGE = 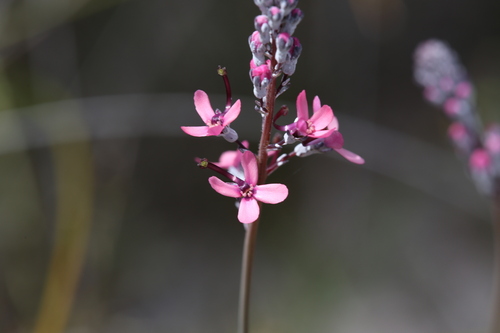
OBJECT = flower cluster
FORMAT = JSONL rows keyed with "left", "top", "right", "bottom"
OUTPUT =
{"left": 414, "top": 39, "right": 500, "bottom": 195}
{"left": 250, "top": 0, "right": 303, "bottom": 98}
{"left": 180, "top": 0, "right": 364, "bottom": 224}
{"left": 181, "top": 82, "right": 364, "bottom": 222}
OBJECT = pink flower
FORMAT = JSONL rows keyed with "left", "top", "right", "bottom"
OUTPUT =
{"left": 293, "top": 95, "right": 365, "bottom": 164}
{"left": 181, "top": 90, "right": 241, "bottom": 138}
{"left": 208, "top": 151, "right": 288, "bottom": 224}
{"left": 291, "top": 90, "right": 336, "bottom": 139}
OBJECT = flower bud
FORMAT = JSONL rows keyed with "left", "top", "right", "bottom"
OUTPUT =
{"left": 268, "top": 6, "right": 283, "bottom": 30}
{"left": 248, "top": 31, "right": 266, "bottom": 65}
{"left": 276, "top": 33, "right": 293, "bottom": 64}
{"left": 447, "top": 122, "right": 474, "bottom": 155}
{"left": 281, "top": 37, "right": 301, "bottom": 75}
{"left": 485, "top": 124, "right": 500, "bottom": 178}
{"left": 469, "top": 148, "right": 494, "bottom": 195}
{"left": 280, "top": 0, "right": 299, "bottom": 16}
{"left": 454, "top": 81, "right": 473, "bottom": 99}
{"left": 281, "top": 8, "right": 304, "bottom": 35}
{"left": 254, "top": 0, "right": 274, "bottom": 13}
{"left": 250, "top": 60, "right": 272, "bottom": 99}
{"left": 220, "top": 127, "right": 238, "bottom": 143}
{"left": 254, "top": 15, "right": 271, "bottom": 44}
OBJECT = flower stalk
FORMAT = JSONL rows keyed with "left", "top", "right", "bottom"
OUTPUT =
{"left": 491, "top": 194, "right": 500, "bottom": 333}
{"left": 238, "top": 56, "right": 278, "bottom": 333}
{"left": 180, "top": 1, "right": 364, "bottom": 331}
{"left": 413, "top": 39, "right": 500, "bottom": 333}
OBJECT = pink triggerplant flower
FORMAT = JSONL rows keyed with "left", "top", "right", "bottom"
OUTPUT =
{"left": 292, "top": 95, "right": 364, "bottom": 164}
{"left": 277, "top": 90, "right": 336, "bottom": 140}
{"left": 293, "top": 90, "right": 335, "bottom": 138}
{"left": 208, "top": 151, "right": 288, "bottom": 224}
{"left": 181, "top": 90, "right": 241, "bottom": 139}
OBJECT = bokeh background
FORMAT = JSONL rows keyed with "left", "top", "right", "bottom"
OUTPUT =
{"left": 1, "top": 0, "right": 500, "bottom": 332}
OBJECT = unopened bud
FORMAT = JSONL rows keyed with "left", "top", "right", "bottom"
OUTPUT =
{"left": 220, "top": 127, "right": 238, "bottom": 143}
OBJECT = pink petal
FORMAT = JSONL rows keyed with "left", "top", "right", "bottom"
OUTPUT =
{"left": 254, "top": 183, "right": 288, "bottom": 204}
{"left": 312, "top": 96, "right": 322, "bottom": 113}
{"left": 238, "top": 198, "right": 260, "bottom": 223}
{"left": 216, "top": 151, "right": 239, "bottom": 168}
{"left": 223, "top": 99, "right": 241, "bottom": 125}
{"left": 241, "top": 151, "right": 259, "bottom": 185}
{"left": 334, "top": 148, "right": 365, "bottom": 164}
{"left": 296, "top": 90, "right": 309, "bottom": 120}
{"left": 216, "top": 141, "right": 249, "bottom": 168}
{"left": 324, "top": 131, "right": 344, "bottom": 149}
{"left": 240, "top": 140, "right": 250, "bottom": 149}
{"left": 194, "top": 90, "right": 215, "bottom": 123}
{"left": 207, "top": 125, "right": 224, "bottom": 136}
{"left": 308, "top": 128, "right": 337, "bottom": 139}
{"left": 208, "top": 176, "right": 241, "bottom": 198}
{"left": 328, "top": 116, "right": 339, "bottom": 130}
{"left": 295, "top": 118, "right": 308, "bottom": 136}
{"left": 181, "top": 125, "right": 211, "bottom": 137}
{"left": 309, "top": 105, "right": 334, "bottom": 130}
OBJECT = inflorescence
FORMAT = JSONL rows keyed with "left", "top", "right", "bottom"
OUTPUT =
{"left": 414, "top": 39, "right": 500, "bottom": 195}
{"left": 181, "top": 0, "right": 364, "bottom": 223}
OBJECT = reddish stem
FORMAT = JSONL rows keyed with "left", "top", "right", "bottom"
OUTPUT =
{"left": 237, "top": 54, "right": 278, "bottom": 333}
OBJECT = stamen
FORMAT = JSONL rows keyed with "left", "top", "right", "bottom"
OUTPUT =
{"left": 210, "top": 113, "right": 223, "bottom": 127}
{"left": 306, "top": 120, "right": 315, "bottom": 134}
{"left": 240, "top": 183, "right": 254, "bottom": 198}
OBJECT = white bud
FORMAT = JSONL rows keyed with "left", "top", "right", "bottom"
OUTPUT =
{"left": 220, "top": 127, "right": 238, "bottom": 143}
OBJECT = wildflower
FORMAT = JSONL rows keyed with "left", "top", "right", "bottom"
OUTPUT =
{"left": 294, "top": 120, "right": 365, "bottom": 164}
{"left": 276, "top": 90, "right": 335, "bottom": 141}
{"left": 181, "top": 90, "right": 241, "bottom": 142}
{"left": 208, "top": 151, "right": 288, "bottom": 223}
{"left": 292, "top": 95, "right": 364, "bottom": 164}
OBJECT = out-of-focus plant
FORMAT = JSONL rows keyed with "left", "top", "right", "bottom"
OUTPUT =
{"left": 414, "top": 39, "right": 500, "bottom": 333}
{"left": 180, "top": 0, "right": 364, "bottom": 332}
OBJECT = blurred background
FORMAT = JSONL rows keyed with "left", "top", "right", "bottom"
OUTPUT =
{"left": 0, "top": 0, "right": 499, "bottom": 332}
